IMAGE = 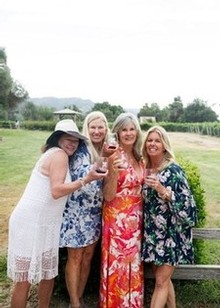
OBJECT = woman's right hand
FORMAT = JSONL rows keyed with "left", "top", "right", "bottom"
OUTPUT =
{"left": 101, "top": 142, "right": 119, "bottom": 157}
{"left": 109, "top": 150, "right": 129, "bottom": 172}
{"left": 85, "top": 166, "right": 108, "bottom": 183}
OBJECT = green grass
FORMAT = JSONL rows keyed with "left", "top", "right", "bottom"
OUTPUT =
{"left": 0, "top": 129, "right": 48, "bottom": 186}
{"left": 175, "top": 280, "right": 220, "bottom": 307}
{"left": 0, "top": 256, "right": 11, "bottom": 302}
{"left": 0, "top": 256, "right": 8, "bottom": 282}
{"left": 174, "top": 148, "right": 220, "bottom": 227}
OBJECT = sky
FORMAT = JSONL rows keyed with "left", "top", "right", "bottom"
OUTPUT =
{"left": 1, "top": 0, "right": 220, "bottom": 114}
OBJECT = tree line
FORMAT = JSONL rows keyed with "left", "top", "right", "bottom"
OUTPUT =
{"left": 0, "top": 47, "right": 219, "bottom": 123}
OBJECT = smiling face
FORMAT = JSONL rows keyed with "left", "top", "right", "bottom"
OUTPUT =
{"left": 88, "top": 118, "right": 107, "bottom": 145}
{"left": 145, "top": 131, "right": 165, "bottom": 159}
{"left": 118, "top": 122, "right": 137, "bottom": 148}
{"left": 58, "top": 133, "right": 80, "bottom": 156}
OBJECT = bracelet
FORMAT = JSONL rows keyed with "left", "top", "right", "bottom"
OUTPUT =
{"left": 79, "top": 178, "right": 85, "bottom": 187}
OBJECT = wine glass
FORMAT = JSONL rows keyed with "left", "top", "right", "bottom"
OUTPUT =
{"left": 118, "top": 152, "right": 129, "bottom": 169}
{"left": 95, "top": 157, "right": 108, "bottom": 174}
{"left": 106, "top": 133, "right": 118, "bottom": 149}
{"left": 145, "top": 168, "right": 158, "bottom": 180}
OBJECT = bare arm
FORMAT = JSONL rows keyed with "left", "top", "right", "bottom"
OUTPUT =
{"left": 48, "top": 150, "right": 107, "bottom": 199}
{"left": 103, "top": 152, "right": 120, "bottom": 201}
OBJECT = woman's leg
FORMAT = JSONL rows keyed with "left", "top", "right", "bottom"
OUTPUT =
{"left": 79, "top": 242, "right": 97, "bottom": 299}
{"left": 10, "top": 281, "right": 31, "bottom": 308}
{"left": 166, "top": 280, "right": 176, "bottom": 308}
{"left": 65, "top": 247, "right": 84, "bottom": 307}
{"left": 38, "top": 278, "right": 55, "bottom": 308}
{"left": 150, "top": 264, "right": 175, "bottom": 308}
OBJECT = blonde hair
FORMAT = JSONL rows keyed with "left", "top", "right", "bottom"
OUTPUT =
{"left": 112, "top": 112, "right": 142, "bottom": 161}
{"left": 82, "top": 111, "right": 109, "bottom": 162}
{"left": 142, "top": 125, "right": 175, "bottom": 171}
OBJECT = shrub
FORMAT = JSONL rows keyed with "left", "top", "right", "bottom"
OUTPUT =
{"left": 177, "top": 155, "right": 207, "bottom": 264}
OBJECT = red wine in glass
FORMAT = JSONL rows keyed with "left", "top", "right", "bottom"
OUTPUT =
{"left": 107, "top": 133, "right": 118, "bottom": 149}
{"left": 95, "top": 157, "right": 108, "bottom": 174}
{"left": 96, "top": 169, "right": 107, "bottom": 174}
{"left": 108, "top": 145, "right": 117, "bottom": 149}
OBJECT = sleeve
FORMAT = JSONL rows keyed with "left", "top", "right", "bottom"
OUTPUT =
{"left": 163, "top": 163, "right": 197, "bottom": 229}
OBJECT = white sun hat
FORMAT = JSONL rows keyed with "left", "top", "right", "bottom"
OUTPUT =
{"left": 46, "top": 119, "right": 87, "bottom": 144}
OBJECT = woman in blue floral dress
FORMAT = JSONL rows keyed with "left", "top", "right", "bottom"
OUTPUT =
{"left": 141, "top": 126, "right": 197, "bottom": 308}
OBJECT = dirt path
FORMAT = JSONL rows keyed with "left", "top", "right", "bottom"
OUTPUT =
{"left": 169, "top": 132, "right": 220, "bottom": 150}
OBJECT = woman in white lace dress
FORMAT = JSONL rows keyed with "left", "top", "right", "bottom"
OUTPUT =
{"left": 7, "top": 119, "right": 107, "bottom": 308}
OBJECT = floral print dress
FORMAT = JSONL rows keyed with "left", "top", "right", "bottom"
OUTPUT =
{"left": 59, "top": 142, "right": 103, "bottom": 248}
{"left": 142, "top": 162, "right": 197, "bottom": 266}
{"left": 99, "top": 162, "right": 145, "bottom": 308}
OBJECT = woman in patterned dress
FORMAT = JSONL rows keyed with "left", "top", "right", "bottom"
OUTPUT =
{"left": 7, "top": 119, "right": 106, "bottom": 308}
{"left": 141, "top": 126, "right": 197, "bottom": 308}
{"left": 99, "top": 112, "right": 145, "bottom": 308}
{"left": 60, "top": 112, "right": 116, "bottom": 308}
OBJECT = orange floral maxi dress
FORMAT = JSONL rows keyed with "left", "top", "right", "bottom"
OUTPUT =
{"left": 99, "top": 163, "right": 145, "bottom": 308}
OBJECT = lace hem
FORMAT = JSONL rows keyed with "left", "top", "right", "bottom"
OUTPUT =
{"left": 7, "top": 268, "right": 58, "bottom": 284}
{"left": 7, "top": 249, "right": 58, "bottom": 284}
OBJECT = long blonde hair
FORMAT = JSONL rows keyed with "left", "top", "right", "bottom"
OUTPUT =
{"left": 112, "top": 112, "right": 143, "bottom": 161}
{"left": 142, "top": 125, "right": 175, "bottom": 171}
{"left": 82, "top": 111, "right": 109, "bottom": 162}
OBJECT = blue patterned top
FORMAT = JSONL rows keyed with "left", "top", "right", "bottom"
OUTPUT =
{"left": 142, "top": 162, "right": 197, "bottom": 266}
{"left": 59, "top": 142, "right": 103, "bottom": 248}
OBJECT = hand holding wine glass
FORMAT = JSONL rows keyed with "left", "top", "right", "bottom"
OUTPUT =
{"left": 118, "top": 151, "right": 129, "bottom": 169}
{"left": 102, "top": 133, "right": 119, "bottom": 157}
{"left": 145, "top": 168, "right": 158, "bottom": 188}
{"left": 94, "top": 157, "right": 108, "bottom": 174}
{"left": 106, "top": 133, "right": 119, "bottom": 149}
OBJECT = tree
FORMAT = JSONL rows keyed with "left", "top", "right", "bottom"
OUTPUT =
{"left": 0, "top": 48, "right": 7, "bottom": 63}
{"left": 160, "top": 106, "right": 170, "bottom": 122}
{"left": 65, "top": 104, "right": 83, "bottom": 121}
{"left": 0, "top": 48, "right": 13, "bottom": 119}
{"left": 7, "top": 80, "right": 29, "bottom": 119}
{"left": 183, "top": 98, "right": 218, "bottom": 122}
{"left": 21, "top": 101, "right": 38, "bottom": 120}
{"left": 0, "top": 48, "right": 29, "bottom": 120}
{"left": 21, "top": 101, "right": 55, "bottom": 121}
{"left": 138, "top": 102, "right": 162, "bottom": 121}
{"left": 167, "top": 96, "right": 184, "bottom": 122}
{"left": 91, "top": 101, "right": 125, "bottom": 122}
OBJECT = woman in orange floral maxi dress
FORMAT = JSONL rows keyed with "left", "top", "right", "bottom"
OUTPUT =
{"left": 99, "top": 113, "right": 145, "bottom": 308}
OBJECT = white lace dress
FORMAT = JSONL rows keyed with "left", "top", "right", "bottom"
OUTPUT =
{"left": 7, "top": 147, "right": 71, "bottom": 284}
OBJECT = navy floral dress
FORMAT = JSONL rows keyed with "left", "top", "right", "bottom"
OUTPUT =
{"left": 142, "top": 162, "right": 197, "bottom": 266}
{"left": 59, "top": 142, "right": 103, "bottom": 248}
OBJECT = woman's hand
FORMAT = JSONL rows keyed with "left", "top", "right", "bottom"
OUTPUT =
{"left": 108, "top": 150, "right": 128, "bottom": 173}
{"left": 101, "top": 142, "right": 119, "bottom": 157}
{"left": 84, "top": 166, "right": 108, "bottom": 184}
{"left": 145, "top": 175, "right": 167, "bottom": 196}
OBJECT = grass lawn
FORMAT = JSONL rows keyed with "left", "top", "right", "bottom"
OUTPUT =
{"left": 0, "top": 128, "right": 220, "bottom": 307}
{"left": 169, "top": 132, "right": 220, "bottom": 227}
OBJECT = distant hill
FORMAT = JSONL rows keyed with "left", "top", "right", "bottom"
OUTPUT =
{"left": 30, "top": 97, "right": 139, "bottom": 116}
{"left": 31, "top": 97, "right": 95, "bottom": 114}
